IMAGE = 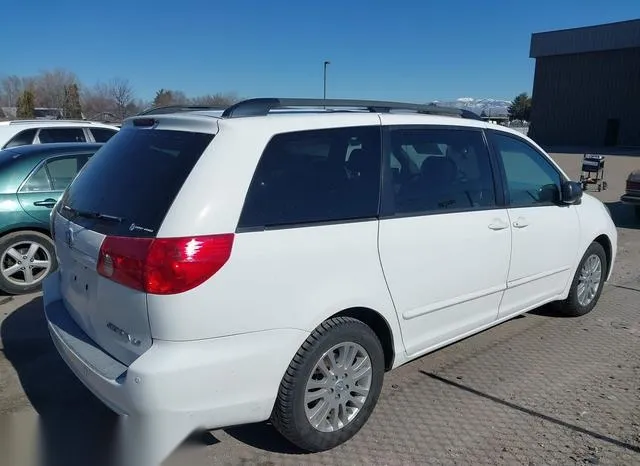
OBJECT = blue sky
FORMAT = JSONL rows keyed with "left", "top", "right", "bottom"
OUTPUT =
{"left": 2, "top": 0, "right": 638, "bottom": 103}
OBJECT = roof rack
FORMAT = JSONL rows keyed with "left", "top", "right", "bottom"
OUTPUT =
{"left": 8, "top": 119, "right": 90, "bottom": 125}
{"left": 220, "top": 98, "right": 481, "bottom": 120}
{"left": 137, "top": 105, "right": 228, "bottom": 116}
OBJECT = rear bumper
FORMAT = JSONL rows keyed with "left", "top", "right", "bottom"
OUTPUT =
{"left": 42, "top": 271, "right": 307, "bottom": 431}
{"left": 620, "top": 193, "right": 640, "bottom": 205}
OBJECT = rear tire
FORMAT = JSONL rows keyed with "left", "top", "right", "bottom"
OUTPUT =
{"left": 271, "top": 316, "right": 384, "bottom": 452}
{"left": 0, "top": 231, "right": 57, "bottom": 295}
{"left": 558, "top": 242, "right": 607, "bottom": 317}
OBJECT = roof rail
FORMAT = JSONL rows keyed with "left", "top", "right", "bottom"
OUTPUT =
{"left": 137, "top": 105, "right": 228, "bottom": 116}
{"left": 220, "top": 98, "right": 479, "bottom": 119}
{"left": 8, "top": 119, "right": 89, "bottom": 125}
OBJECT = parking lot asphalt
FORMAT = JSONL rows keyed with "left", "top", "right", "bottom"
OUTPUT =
{"left": 0, "top": 152, "right": 638, "bottom": 466}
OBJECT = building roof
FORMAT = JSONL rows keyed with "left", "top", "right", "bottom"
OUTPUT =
{"left": 530, "top": 18, "right": 640, "bottom": 58}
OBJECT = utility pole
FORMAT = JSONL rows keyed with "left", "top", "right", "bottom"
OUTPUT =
{"left": 323, "top": 60, "right": 330, "bottom": 101}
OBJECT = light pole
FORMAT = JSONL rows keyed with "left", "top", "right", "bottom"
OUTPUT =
{"left": 323, "top": 60, "right": 330, "bottom": 101}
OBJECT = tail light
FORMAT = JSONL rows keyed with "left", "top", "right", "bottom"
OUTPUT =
{"left": 97, "top": 234, "right": 234, "bottom": 295}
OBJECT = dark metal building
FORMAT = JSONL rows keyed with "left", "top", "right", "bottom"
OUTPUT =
{"left": 529, "top": 19, "right": 640, "bottom": 147}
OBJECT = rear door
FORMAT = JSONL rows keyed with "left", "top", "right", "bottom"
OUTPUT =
{"left": 54, "top": 124, "right": 215, "bottom": 365}
{"left": 377, "top": 123, "right": 511, "bottom": 357}
{"left": 17, "top": 154, "right": 90, "bottom": 224}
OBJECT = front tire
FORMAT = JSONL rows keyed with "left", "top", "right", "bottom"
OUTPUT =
{"left": 271, "top": 316, "right": 385, "bottom": 452}
{"left": 0, "top": 230, "right": 57, "bottom": 295}
{"left": 559, "top": 242, "right": 607, "bottom": 317}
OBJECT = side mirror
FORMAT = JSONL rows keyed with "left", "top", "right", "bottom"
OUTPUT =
{"left": 561, "top": 181, "right": 583, "bottom": 204}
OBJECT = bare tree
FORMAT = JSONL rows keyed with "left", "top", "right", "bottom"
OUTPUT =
{"left": 82, "top": 82, "right": 115, "bottom": 120}
{"left": 109, "top": 77, "right": 134, "bottom": 120}
{"left": 34, "top": 68, "right": 78, "bottom": 109}
{"left": 190, "top": 92, "right": 239, "bottom": 107}
{"left": 1, "top": 75, "right": 24, "bottom": 107}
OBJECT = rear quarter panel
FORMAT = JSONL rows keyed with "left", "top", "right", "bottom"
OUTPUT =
{"left": 146, "top": 220, "right": 404, "bottom": 357}
{"left": 0, "top": 193, "right": 48, "bottom": 235}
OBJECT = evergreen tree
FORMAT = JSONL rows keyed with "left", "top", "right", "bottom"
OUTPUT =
{"left": 507, "top": 92, "right": 532, "bottom": 122}
{"left": 16, "top": 89, "right": 35, "bottom": 119}
{"left": 63, "top": 83, "right": 83, "bottom": 119}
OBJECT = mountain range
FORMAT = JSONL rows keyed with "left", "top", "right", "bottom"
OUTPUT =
{"left": 431, "top": 98, "right": 511, "bottom": 117}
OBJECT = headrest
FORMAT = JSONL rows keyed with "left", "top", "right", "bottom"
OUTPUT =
{"left": 421, "top": 156, "right": 457, "bottom": 181}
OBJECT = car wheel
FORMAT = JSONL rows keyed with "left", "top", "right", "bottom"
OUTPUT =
{"left": 0, "top": 231, "right": 57, "bottom": 295}
{"left": 635, "top": 205, "right": 640, "bottom": 220}
{"left": 271, "top": 316, "right": 385, "bottom": 452}
{"left": 559, "top": 242, "right": 607, "bottom": 317}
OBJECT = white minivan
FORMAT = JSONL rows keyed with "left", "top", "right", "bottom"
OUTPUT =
{"left": 43, "top": 98, "right": 617, "bottom": 457}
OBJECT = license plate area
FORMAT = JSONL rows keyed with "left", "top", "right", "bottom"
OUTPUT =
{"left": 60, "top": 249, "right": 99, "bottom": 337}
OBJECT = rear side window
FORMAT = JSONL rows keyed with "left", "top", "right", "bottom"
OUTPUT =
{"left": 4, "top": 128, "right": 38, "bottom": 148}
{"left": 238, "top": 126, "right": 382, "bottom": 229}
{"left": 38, "top": 128, "right": 86, "bottom": 143}
{"left": 90, "top": 127, "right": 118, "bottom": 143}
{"left": 20, "top": 156, "right": 86, "bottom": 193}
{"left": 59, "top": 128, "right": 214, "bottom": 237}
{"left": 389, "top": 128, "right": 496, "bottom": 214}
{"left": 21, "top": 165, "right": 52, "bottom": 192}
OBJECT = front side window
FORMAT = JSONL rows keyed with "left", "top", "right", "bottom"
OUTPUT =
{"left": 389, "top": 127, "right": 496, "bottom": 214}
{"left": 489, "top": 132, "right": 562, "bottom": 207}
{"left": 38, "top": 128, "right": 86, "bottom": 143}
{"left": 238, "top": 126, "right": 382, "bottom": 229}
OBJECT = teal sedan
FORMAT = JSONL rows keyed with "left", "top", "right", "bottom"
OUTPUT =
{"left": 0, "top": 142, "right": 103, "bottom": 294}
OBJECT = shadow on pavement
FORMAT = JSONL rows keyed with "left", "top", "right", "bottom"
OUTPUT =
{"left": 0, "top": 296, "right": 119, "bottom": 466}
{"left": 223, "top": 421, "right": 306, "bottom": 455}
{"left": 605, "top": 201, "right": 639, "bottom": 230}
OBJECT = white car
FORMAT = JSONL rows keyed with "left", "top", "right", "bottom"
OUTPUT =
{"left": 42, "top": 98, "right": 617, "bottom": 458}
{"left": 0, "top": 119, "right": 119, "bottom": 149}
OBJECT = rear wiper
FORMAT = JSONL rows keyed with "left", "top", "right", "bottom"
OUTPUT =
{"left": 63, "top": 205, "right": 124, "bottom": 223}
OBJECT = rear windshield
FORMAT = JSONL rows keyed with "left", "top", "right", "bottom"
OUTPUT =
{"left": 58, "top": 127, "right": 214, "bottom": 237}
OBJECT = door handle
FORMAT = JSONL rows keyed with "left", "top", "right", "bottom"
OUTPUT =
{"left": 33, "top": 198, "right": 57, "bottom": 208}
{"left": 488, "top": 219, "right": 509, "bottom": 230}
{"left": 512, "top": 217, "right": 529, "bottom": 228}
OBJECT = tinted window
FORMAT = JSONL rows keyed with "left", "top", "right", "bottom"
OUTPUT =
{"left": 21, "top": 165, "right": 52, "bottom": 192}
{"left": 390, "top": 128, "right": 496, "bottom": 214}
{"left": 47, "top": 157, "right": 80, "bottom": 191}
{"left": 238, "top": 126, "right": 381, "bottom": 229}
{"left": 90, "top": 128, "right": 118, "bottom": 143}
{"left": 38, "top": 128, "right": 86, "bottom": 143}
{"left": 489, "top": 132, "right": 562, "bottom": 207}
{"left": 59, "top": 128, "right": 214, "bottom": 237}
{"left": 4, "top": 129, "right": 38, "bottom": 148}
